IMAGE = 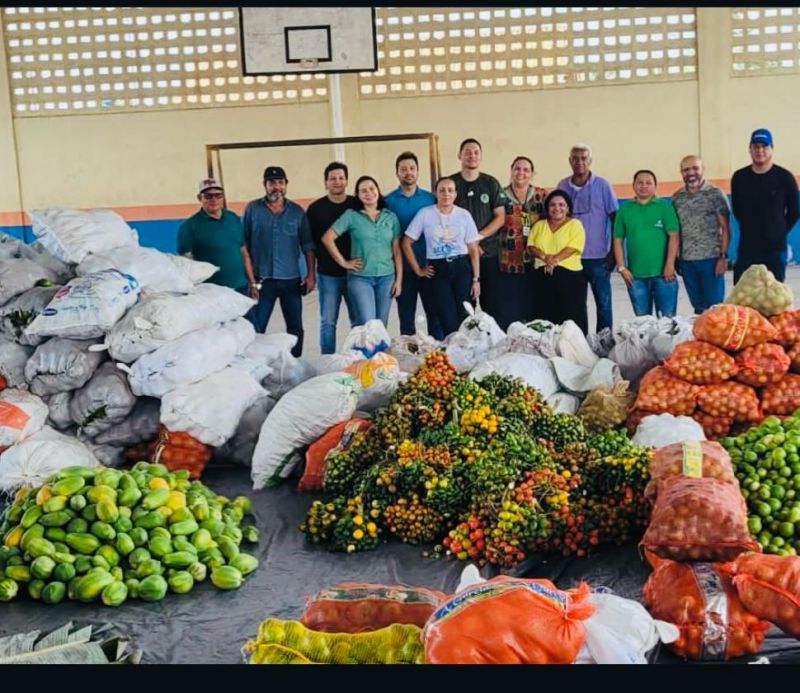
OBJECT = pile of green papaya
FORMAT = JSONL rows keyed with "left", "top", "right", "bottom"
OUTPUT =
{"left": 0, "top": 462, "right": 259, "bottom": 606}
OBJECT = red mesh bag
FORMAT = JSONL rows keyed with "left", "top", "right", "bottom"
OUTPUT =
{"left": 626, "top": 408, "right": 650, "bottom": 435}
{"left": 298, "top": 417, "right": 371, "bottom": 492}
{"left": 664, "top": 340, "right": 738, "bottom": 385}
{"left": 696, "top": 381, "right": 761, "bottom": 422}
{"left": 768, "top": 310, "right": 800, "bottom": 348}
{"left": 645, "top": 440, "right": 735, "bottom": 500}
{"left": 125, "top": 425, "right": 211, "bottom": 479}
{"left": 761, "top": 374, "right": 800, "bottom": 416}
{"left": 691, "top": 411, "right": 734, "bottom": 441}
{"left": 732, "top": 553, "right": 800, "bottom": 638}
{"left": 788, "top": 341, "right": 800, "bottom": 374}
{"left": 640, "top": 476, "right": 759, "bottom": 562}
{"left": 301, "top": 582, "right": 448, "bottom": 633}
{"left": 633, "top": 366, "right": 698, "bottom": 416}
{"left": 693, "top": 304, "right": 778, "bottom": 352}
{"left": 423, "top": 576, "right": 595, "bottom": 664}
{"left": 0, "top": 374, "right": 6, "bottom": 391}
{"left": 643, "top": 553, "right": 770, "bottom": 660}
{"left": 734, "top": 342, "right": 790, "bottom": 387}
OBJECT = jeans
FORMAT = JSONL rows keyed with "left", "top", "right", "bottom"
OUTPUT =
{"left": 251, "top": 278, "right": 304, "bottom": 357}
{"left": 428, "top": 256, "right": 473, "bottom": 338}
{"left": 734, "top": 249, "right": 787, "bottom": 283}
{"left": 627, "top": 276, "right": 679, "bottom": 318}
{"left": 582, "top": 258, "right": 613, "bottom": 332}
{"left": 317, "top": 272, "right": 354, "bottom": 355}
{"left": 396, "top": 270, "right": 444, "bottom": 341}
{"left": 680, "top": 257, "right": 725, "bottom": 314}
{"left": 347, "top": 274, "right": 394, "bottom": 327}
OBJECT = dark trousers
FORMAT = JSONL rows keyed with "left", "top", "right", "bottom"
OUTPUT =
{"left": 492, "top": 267, "right": 536, "bottom": 331}
{"left": 397, "top": 269, "right": 444, "bottom": 340}
{"left": 429, "top": 255, "right": 473, "bottom": 338}
{"left": 251, "top": 278, "right": 304, "bottom": 357}
{"left": 734, "top": 249, "right": 787, "bottom": 283}
{"left": 531, "top": 266, "right": 589, "bottom": 335}
{"left": 478, "top": 255, "right": 501, "bottom": 322}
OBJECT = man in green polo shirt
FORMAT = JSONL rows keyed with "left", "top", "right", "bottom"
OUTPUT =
{"left": 613, "top": 169, "right": 680, "bottom": 317}
{"left": 177, "top": 177, "right": 257, "bottom": 297}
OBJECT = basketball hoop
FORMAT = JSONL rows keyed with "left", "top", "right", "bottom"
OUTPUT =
{"left": 299, "top": 58, "right": 320, "bottom": 70}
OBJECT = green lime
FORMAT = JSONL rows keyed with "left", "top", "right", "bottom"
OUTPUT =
{"left": 772, "top": 485, "right": 787, "bottom": 500}
{"left": 748, "top": 516, "right": 763, "bottom": 535}
{"left": 769, "top": 497, "right": 783, "bottom": 512}
{"left": 779, "top": 522, "right": 795, "bottom": 538}
{"left": 755, "top": 501, "right": 772, "bottom": 518}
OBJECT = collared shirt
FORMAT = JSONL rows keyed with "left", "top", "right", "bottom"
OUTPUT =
{"left": 405, "top": 205, "right": 480, "bottom": 260}
{"left": 385, "top": 185, "right": 436, "bottom": 267}
{"left": 672, "top": 181, "right": 730, "bottom": 261}
{"left": 557, "top": 172, "right": 619, "bottom": 259}
{"left": 613, "top": 197, "right": 680, "bottom": 278}
{"left": 242, "top": 197, "right": 314, "bottom": 280}
{"left": 332, "top": 208, "right": 401, "bottom": 277}
{"left": 176, "top": 208, "right": 247, "bottom": 289}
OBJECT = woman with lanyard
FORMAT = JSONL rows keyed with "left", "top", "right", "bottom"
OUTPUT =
{"left": 494, "top": 155, "right": 548, "bottom": 329}
{"left": 322, "top": 175, "right": 403, "bottom": 328}
{"left": 527, "top": 189, "right": 589, "bottom": 334}
{"left": 402, "top": 176, "right": 482, "bottom": 338}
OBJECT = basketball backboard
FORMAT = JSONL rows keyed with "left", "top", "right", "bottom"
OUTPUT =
{"left": 239, "top": 7, "right": 378, "bottom": 75}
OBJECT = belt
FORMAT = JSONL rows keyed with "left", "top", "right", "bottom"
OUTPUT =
{"left": 429, "top": 255, "right": 468, "bottom": 264}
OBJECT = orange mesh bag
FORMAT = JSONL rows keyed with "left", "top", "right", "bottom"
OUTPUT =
{"left": 663, "top": 341, "right": 738, "bottom": 385}
{"left": 626, "top": 408, "right": 650, "bottom": 435}
{"left": 633, "top": 366, "right": 698, "bottom": 416}
{"left": 642, "top": 554, "right": 770, "bottom": 660}
{"left": 691, "top": 411, "right": 734, "bottom": 441}
{"left": 693, "top": 304, "right": 778, "bottom": 352}
{"left": 769, "top": 310, "right": 800, "bottom": 348}
{"left": 298, "top": 417, "right": 371, "bottom": 492}
{"left": 126, "top": 425, "right": 212, "bottom": 479}
{"left": 761, "top": 374, "right": 800, "bottom": 416}
{"left": 0, "top": 374, "right": 6, "bottom": 391}
{"left": 734, "top": 342, "right": 790, "bottom": 387}
{"left": 645, "top": 440, "right": 735, "bottom": 500}
{"left": 696, "top": 381, "right": 762, "bottom": 422}
{"left": 731, "top": 553, "right": 800, "bottom": 638}
{"left": 788, "top": 341, "right": 800, "bottom": 374}
{"left": 423, "top": 576, "right": 595, "bottom": 664}
{"left": 640, "top": 476, "right": 759, "bottom": 562}
{"left": 301, "top": 582, "right": 448, "bottom": 633}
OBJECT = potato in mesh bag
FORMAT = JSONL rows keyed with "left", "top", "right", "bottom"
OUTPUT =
{"left": 760, "top": 374, "right": 800, "bottom": 416}
{"left": 645, "top": 440, "right": 735, "bottom": 501}
{"left": 577, "top": 381, "right": 633, "bottom": 431}
{"left": 726, "top": 263, "right": 793, "bottom": 317}
{"left": 696, "top": 381, "right": 761, "bottom": 422}
{"left": 768, "top": 309, "right": 800, "bottom": 348}
{"left": 633, "top": 366, "right": 698, "bottom": 416}
{"left": 663, "top": 340, "right": 737, "bottom": 385}
{"left": 734, "top": 341, "right": 790, "bottom": 387}
{"left": 693, "top": 304, "right": 778, "bottom": 351}
{"left": 691, "top": 411, "right": 733, "bottom": 441}
{"left": 732, "top": 553, "right": 800, "bottom": 638}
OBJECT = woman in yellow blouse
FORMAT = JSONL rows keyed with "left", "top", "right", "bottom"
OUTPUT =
{"left": 527, "top": 189, "right": 589, "bottom": 334}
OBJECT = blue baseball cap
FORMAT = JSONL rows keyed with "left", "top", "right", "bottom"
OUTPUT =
{"left": 750, "top": 128, "right": 773, "bottom": 147}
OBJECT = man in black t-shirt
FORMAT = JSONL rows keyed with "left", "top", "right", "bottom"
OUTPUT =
{"left": 306, "top": 161, "right": 358, "bottom": 354}
{"left": 450, "top": 138, "right": 506, "bottom": 321}
{"left": 731, "top": 128, "right": 799, "bottom": 283}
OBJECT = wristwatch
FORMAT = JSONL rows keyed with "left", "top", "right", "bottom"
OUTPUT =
{"left": 616, "top": 266, "right": 629, "bottom": 274}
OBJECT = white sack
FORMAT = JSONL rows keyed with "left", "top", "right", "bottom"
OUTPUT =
{"left": 77, "top": 245, "right": 194, "bottom": 293}
{"left": 390, "top": 317, "right": 441, "bottom": 374}
{"left": 349, "top": 353, "right": 402, "bottom": 412}
{"left": 445, "top": 303, "right": 506, "bottom": 372}
{"left": 470, "top": 352, "right": 560, "bottom": 400}
{"left": 214, "top": 395, "right": 277, "bottom": 467}
{"left": 94, "top": 397, "right": 161, "bottom": 448}
{"left": 25, "top": 338, "right": 106, "bottom": 396}
{"left": 546, "top": 391, "right": 581, "bottom": 415}
{"left": 556, "top": 320, "right": 599, "bottom": 369}
{"left": 650, "top": 316, "right": 695, "bottom": 362}
{"left": 587, "top": 327, "right": 615, "bottom": 359}
{"left": 0, "top": 233, "right": 74, "bottom": 284}
{"left": 81, "top": 439, "right": 126, "bottom": 468}
{"left": 503, "top": 320, "right": 560, "bottom": 359}
{"left": 0, "top": 388, "right": 49, "bottom": 447}
{"left": 0, "top": 338, "right": 33, "bottom": 388}
{"left": 314, "top": 350, "right": 363, "bottom": 375}
{"left": 0, "top": 258, "right": 58, "bottom": 306}
{"left": 167, "top": 254, "right": 219, "bottom": 284}
{"left": 341, "top": 319, "right": 392, "bottom": 357}
{"left": 69, "top": 361, "right": 137, "bottom": 437}
{"left": 0, "top": 286, "right": 60, "bottom": 346}
{"left": 631, "top": 413, "right": 706, "bottom": 448}
{"left": 44, "top": 391, "right": 73, "bottom": 430}
{"left": 550, "top": 357, "right": 622, "bottom": 396}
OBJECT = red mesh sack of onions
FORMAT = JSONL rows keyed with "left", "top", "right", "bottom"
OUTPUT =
{"left": 696, "top": 381, "right": 762, "bottom": 422}
{"left": 633, "top": 366, "right": 698, "bottom": 416}
{"left": 691, "top": 411, "right": 734, "bottom": 441}
{"left": 693, "top": 304, "right": 778, "bottom": 352}
{"left": 787, "top": 341, "right": 800, "bottom": 374}
{"left": 640, "top": 476, "right": 759, "bottom": 563}
{"left": 645, "top": 440, "right": 735, "bottom": 502}
{"left": 734, "top": 342, "right": 790, "bottom": 387}
{"left": 663, "top": 340, "right": 738, "bottom": 385}
{"left": 768, "top": 310, "right": 800, "bottom": 348}
{"left": 760, "top": 374, "right": 800, "bottom": 416}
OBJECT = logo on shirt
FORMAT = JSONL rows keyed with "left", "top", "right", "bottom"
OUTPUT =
{"left": 480, "top": 193, "right": 489, "bottom": 204}
{"left": 654, "top": 220, "right": 664, "bottom": 229}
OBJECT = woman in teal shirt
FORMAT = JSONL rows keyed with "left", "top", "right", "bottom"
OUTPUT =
{"left": 322, "top": 175, "right": 403, "bottom": 327}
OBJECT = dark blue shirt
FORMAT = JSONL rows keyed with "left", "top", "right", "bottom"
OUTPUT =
{"left": 385, "top": 186, "right": 436, "bottom": 267}
{"left": 242, "top": 197, "right": 314, "bottom": 280}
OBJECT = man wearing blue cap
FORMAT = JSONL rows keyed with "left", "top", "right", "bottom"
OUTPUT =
{"left": 731, "top": 128, "right": 799, "bottom": 283}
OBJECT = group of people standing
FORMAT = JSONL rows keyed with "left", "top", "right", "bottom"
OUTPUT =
{"left": 178, "top": 127, "right": 799, "bottom": 356}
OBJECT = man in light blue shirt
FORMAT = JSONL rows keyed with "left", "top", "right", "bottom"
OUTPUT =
{"left": 384, "top": 151, "right": 443, "bottom": 340}
{"left": 242, "top": 165, "right": 316, "bottom": 357}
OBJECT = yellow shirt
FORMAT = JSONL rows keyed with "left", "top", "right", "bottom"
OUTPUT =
{"left": 527, "top": 218, "right": 585, "bottom": 272}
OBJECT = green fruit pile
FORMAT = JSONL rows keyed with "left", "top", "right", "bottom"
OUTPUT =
{"left": 722, "top": 409, "right": 800, "bottom": 556}
{"left": 0, "top": 462, "right": 259, "bottom": 605}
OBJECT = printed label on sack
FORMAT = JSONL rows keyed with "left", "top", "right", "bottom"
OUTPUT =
{"left": 682, "top": 441, "right": 703, "bottom": 478}
{"left": 690, "top": 563, "right": 729, "bottom": 661}
{"left": 0, "top": 402, "right": 31, "bottom": 430}
{"left": 313, "top": 586, "right": 440, "bottom": 606}
{"left": 724, "top": 306, "right": 750, "bottom": 351}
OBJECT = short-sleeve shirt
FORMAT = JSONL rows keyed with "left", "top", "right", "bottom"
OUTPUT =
{"left": 499, "top": 185, "right": 547, "bottom": 273}
{"left": 385, "top": 186, "right": 436, "bottom": 268}
{"left": 176, "top": 208, "right": 247, "bottom": 289}
{"left": 306, "top": 195, "right": 357, "bottom": 277}
{"left": 556, "top": 173, "right": 619, "bottom": 259}
{"left": 242, "top": 198, "right": 314, "bottom": 280}
{"left": 527, "top": 218, "right": 585, "bottom": 272}
{"left": 613, "top": 197, "right": 680, "bottom": 278}
{"left": 671, "top": 181, "right": 730, "bottom": 261}
{"left": 405, "top": 205, "right": 480, "bottom": 260}
{"left": 332, "top": 208, "right": 401, "bottom": 277}
{"left": 450, "top": 172, "right": 505, "bottom": 257}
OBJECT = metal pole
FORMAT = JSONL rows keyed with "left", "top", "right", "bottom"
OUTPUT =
{"left": 328, "top": 74, "right": 346, "bottom": 162}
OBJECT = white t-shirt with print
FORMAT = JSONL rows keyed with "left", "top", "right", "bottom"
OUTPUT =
{"left": 405, "top": 205, "right": 480, "bottom": 260}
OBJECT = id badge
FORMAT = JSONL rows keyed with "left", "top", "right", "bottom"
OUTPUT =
{"left": 522, "top": 223, "right": 531, "bottom": 237}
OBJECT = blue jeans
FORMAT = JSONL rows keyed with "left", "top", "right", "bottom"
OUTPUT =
{"left": 251, "top": 278, "right": 304, "bottom": 357}
{"left": 317, "top": 272, "right": 354, "bottom": 355}
{"left": 582, "top": 258, "right": 613, "bottom": 332}
{"left": 396, "top": 270, "right": 444, "bottom": 341}
{"left": 680, "top": 257, "right": 725, "bottom": 314}
{"left": 347, "top": 274, "right": 394, "bottom": 327}
{"left": 627, "top": 276, "right": 679, "bottom": 318}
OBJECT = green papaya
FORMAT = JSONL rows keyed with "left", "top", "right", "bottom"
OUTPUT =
{"left": 30, "top": 555, "right": 56, "bottom": 580}
{"left": 43, "top": 495, "right": 69, "bottom": 513}
{"left": 0, "top": 578, "right": 19, "bottom": 601}
{"left": 53, "top": 562, "right": 76, "bottom": 582}
{"left": 210, "top": 565, "right": 243, "bottom": 590}
{"left": 163, "top": 551, "right": 195, "bottom": 568}
{"left": 65, "top": 532, "right": 101, "bottom": 555}
{"left": 53, "top": 476, "right": 86, "bottom": 497}
{"left": 141, "top": 488, "right": 170, "bottom": 510}
{"left": 168, "top": 570, "right": 194, "bottom": 594}
{"left": 75, "top": 569, "right": 115, "bottom": 602}
{"left": 229, "top": 552, "right": 258, "bottom": 576}
{"left": 101, "top": 581, "right": 128, "bottom": 607}
{"left": 42, "top": 580, "right": 66, "bottom": 604}
{"left": 138, "top": 574, "right": 168, "bottom": 602}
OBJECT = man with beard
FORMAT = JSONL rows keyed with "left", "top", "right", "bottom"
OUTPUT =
{"left": 243, "top": 165, "right": 315, "bottom": 357}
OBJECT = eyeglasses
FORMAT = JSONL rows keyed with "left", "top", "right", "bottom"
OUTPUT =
{"left": 202, "top": 192, "right": 224, "bottom": 200}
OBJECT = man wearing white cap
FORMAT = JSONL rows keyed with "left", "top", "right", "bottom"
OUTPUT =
{"left": 177, "top": 177, "right": 257, "bottom": 295}
{"left": 731, "top": 128, "right": 799, "bottom": 282}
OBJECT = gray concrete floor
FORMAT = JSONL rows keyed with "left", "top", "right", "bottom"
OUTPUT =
{"left": 264, "top": 266, "right": 800, "bottom": 360}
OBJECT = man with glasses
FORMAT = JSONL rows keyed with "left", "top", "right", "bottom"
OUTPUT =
{"left": 557, "top": 144, "right": 618, "bottom": 332}
{"left": 178, "top": 177, "right": 257, "bottom": 296}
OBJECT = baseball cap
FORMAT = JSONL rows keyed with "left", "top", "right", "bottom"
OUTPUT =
{"left": 750, "top": 128, "right": 773, "bottom": 147}
{"left": 263, "top": 165, "right": 288, "bottom": 181}
{"left": 198, "top": 177, "right": 224, "bottom": 194}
